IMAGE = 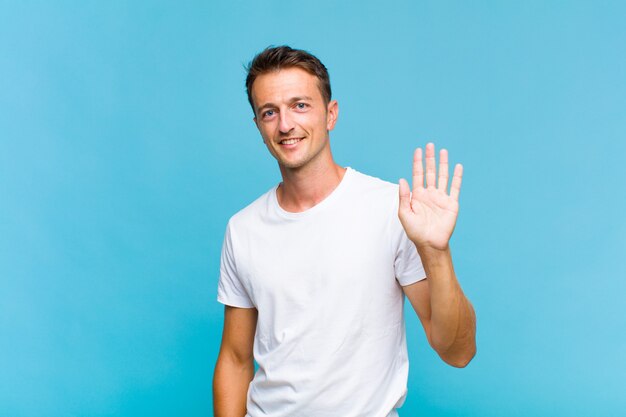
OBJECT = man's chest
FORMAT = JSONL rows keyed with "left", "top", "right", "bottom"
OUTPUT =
{"left": 237, "top": 213, "right": 396, "bottom": 310}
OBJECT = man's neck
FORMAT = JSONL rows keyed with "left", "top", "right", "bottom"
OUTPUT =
{"left": 276, "top": 161, "right": 346, "bottom": 213}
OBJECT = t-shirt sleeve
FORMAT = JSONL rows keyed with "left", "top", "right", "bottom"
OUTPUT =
{"left": 217, "top": 221, "right": 255, "bottom": 308}
{"left": 390, "top": 202, "right": 427, "bottom": 286}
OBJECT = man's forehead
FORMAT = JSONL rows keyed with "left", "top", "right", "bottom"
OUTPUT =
{"left": 252, "top": 68, "right": 323, "bottom": 103}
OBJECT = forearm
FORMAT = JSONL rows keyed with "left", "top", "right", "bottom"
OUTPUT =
{"left": 213, "top": 355, "right": 254, "bottom": 417}
{"left": 418, "top": 246, "right": 476, "bottom": 367}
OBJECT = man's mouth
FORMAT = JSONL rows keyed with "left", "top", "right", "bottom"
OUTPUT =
{"left": 279, "top": 138, "right": 303, "bottom": 145}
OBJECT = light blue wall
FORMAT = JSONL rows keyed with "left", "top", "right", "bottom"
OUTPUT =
{"left": 1, "top": 1, "right": 625, "bottom": 416}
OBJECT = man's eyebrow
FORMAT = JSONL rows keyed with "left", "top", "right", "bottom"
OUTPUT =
{"left": 289, "top": 95, "right": 313, "bottom": 103}
{"left": 256, "top": 96, "right": 314, "bottom": 114}
{"left": 256, "top": 102, "right": 277, "bottom": 114}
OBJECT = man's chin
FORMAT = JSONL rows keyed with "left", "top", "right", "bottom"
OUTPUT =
{"left": 278, "top": 160, "right": 305, "bottom": 170}
{"left": 275, "top": 154, "right": 310, "bottom": 170}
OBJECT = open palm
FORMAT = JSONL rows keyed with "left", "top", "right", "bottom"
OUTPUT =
{"left": 398, "top": 143, "right": 463, "bottom": 250}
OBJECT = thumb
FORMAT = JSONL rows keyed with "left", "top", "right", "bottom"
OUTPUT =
{"left": 399, "top": 178, "right": 411, "bottom": 213}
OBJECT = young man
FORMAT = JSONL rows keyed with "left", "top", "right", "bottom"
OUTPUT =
{"left": 213, "top": 46, "right": 476, "bottom": 417}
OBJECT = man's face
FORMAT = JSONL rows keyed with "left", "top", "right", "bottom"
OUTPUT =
{"left": 251, "top": 67, "right": 338, "bottom": 171}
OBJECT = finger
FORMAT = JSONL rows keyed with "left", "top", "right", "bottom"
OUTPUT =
{"left": 425, "top": 142, "right": 436, "bottom": 188}
{"left": 412, "top": 148, "right": 424, "bottom": 192}
{"left": 399, "top": 178, "right": 411, "bottom": 212}
{"left": 450, "top": 163, "right": 463, "bottom": 201}
{"left": 437, "top": 148, "right": 449, "bottom": 192}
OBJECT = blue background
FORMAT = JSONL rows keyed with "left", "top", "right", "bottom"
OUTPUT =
{"left": 1, "top": 1, "right": 625, "bottom": 416}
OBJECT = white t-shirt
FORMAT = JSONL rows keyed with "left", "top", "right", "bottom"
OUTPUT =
{"left": 218, "top": 168, "right": 426, "bottom": 417}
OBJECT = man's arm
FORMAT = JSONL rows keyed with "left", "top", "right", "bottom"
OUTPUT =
{"left": 398, "top": 143, "right": 476, "bottom": 367}
{"left": 402, "top": 250, "right": 476, "bottom": 367}
{"left": 213, "top": 305, "right": 258, "bottom": 417}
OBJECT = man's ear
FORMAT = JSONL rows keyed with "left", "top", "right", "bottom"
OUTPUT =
{"left": 326, "top": 100, "right": 339, "bottom": 131}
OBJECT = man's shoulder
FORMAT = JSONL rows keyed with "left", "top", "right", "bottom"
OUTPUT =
{"left": 348, "top": 168, "right": 399, "bottom": 197}
{"left": 227, "top": 186, "right": 275, "bottom": 228}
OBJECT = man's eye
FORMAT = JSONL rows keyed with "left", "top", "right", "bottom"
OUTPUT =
{"left": 295, "top": 103, "right": 307, "bottom": 110}
{"left": 263, "top": 110, "right": 275, "bottom": 117}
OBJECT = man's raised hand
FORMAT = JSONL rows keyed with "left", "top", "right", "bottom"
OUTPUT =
{"left": 398, "top": 143, "right": 463, "bottom": 251}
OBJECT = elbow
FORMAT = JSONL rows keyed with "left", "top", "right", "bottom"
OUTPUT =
{"left": 431, "top": 331, "right": 476, "bottom": 368}
{"left": 447, "top": 352, "right": 475, "bottom": 368}
{"left": 441, "top": 344, "right": 476, "bottom": 368}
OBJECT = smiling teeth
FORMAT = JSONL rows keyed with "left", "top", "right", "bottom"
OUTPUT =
{"left": 281, "top": 138, "right": 302, "bottom": 145}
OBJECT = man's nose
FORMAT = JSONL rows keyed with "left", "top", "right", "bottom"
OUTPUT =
{"left": 278, "top": 111, "right": 294, "bottom": 133}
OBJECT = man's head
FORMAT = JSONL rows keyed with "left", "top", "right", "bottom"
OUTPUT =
{"left": 245, "top": 46, "right": 339, "bottom": 171}
{"left": 245, "top": 46, "right": 332, "bottom": 115}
